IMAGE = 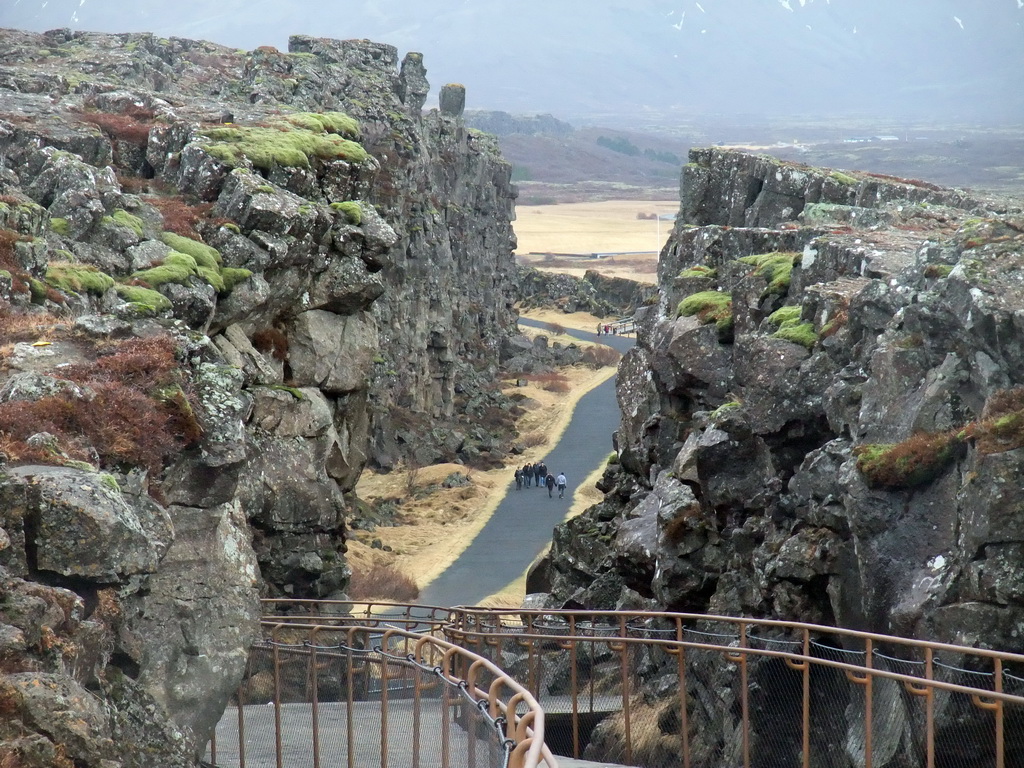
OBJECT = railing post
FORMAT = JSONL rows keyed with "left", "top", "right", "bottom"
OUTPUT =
{"left": 441, "top": 652, "right": 451, "bottom": 768}
{"left": 380, "top": 635, "right": 390, "bottom": 768}
{"left": 272, "top": 629, "right": 284, "bottom": 768}
{"left": 801, "top": 629, "right": 810, "bottom": 768}
{"left": 346, "top": 630, "right": 354, "bottom": 768}
{"left": 995, "top": 658, "right": 1005, "bottom": 768}
{"left": 237, "top": 681, "right": 247, "bottom": 768}
{"left": 310, "top": 628, "right": 321, "bottom": 768}
{"left": 413, "top": 657, "right": 422, "bottom": 768}
{"left": 570, "top": 615, "right": 580, "bottom": 759}
{"left": 865, "top": 638, "right": 873, "bottom": 768}
{"left": 619, "top": 614, "right": 632, "bottom": 765}
{"left": 925, "top": 647, "right": 935, "bottom": 768}
{"left": 739, "top": 622, "right": 750, "bottom": 768}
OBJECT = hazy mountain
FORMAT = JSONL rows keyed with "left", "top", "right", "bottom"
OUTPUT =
{"left": 4, "top": 0, "right": 1023, "bottom": 122}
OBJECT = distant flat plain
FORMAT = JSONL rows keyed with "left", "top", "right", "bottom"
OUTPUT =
{"left": 513, "top": 200, "right": 678, "bottom": 284}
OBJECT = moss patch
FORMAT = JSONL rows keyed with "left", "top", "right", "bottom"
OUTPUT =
{"left": 200, "top": 122, "right": 369, "bottom": 171}
{"left": 738, "top": 251, "right": 800, "bottom": 295}
{"left": 101, "top": 209, "right": 145, "bottom": 237}
{"left": 282, "top": 112, "right": 360, "bottom": 137}
{"left": 132, "top": 250, "right": 249, "bottom": 295}
{"left": 45, "top": 262, "right": 115, "bottom": 295}
{"left": 768, "top": 305, "right": 802, "bottom": 327}
{"left": 924, "top": 264, "right": 953, "bottom": 279}
{"left": 678, "top": 264, "right": 716, "bottom": 279}
{"left": 330, "top": 201, "right": 362, "bottom": 225}
{"left": 131, "top": 251, "right": 198, "bottom": 288}
{"left": 115, "top": 284, "right": 172, "bottom": 312}
{"left": 829, "top": 171, "right": 859, "bottom": 186}
{"left": 160, "top": 232, "right": 222, "bottom": 268}
{"left": 854, "top": 431, "right": 961, "bottom": 489}
{"left": 773, "top": 322, "right": 818, "bottom": 349}
{"left": 677, "top": 290, "right": 733, "bottom": 333}
{"left": 50, "top": 217, "right": 70, "bottom": 236}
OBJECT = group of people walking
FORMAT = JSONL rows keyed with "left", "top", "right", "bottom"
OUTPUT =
{"left": 514, "top": 461, "right": 567, "bottom": 498}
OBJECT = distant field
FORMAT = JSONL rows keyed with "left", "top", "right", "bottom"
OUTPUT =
{"left": 513, "top": 200, "right": 678, "bottom": 284}
{"left": 513, "top": 200, "right": 678, "bottom": 255}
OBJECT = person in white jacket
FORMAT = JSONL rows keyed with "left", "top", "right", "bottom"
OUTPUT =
{"left": 556, "top": 472, "right": 567, "bottom": 499}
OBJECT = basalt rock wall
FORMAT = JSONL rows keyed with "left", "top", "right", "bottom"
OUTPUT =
{"left": 0, "top": 28, "right": 515, "bottom": 767}
{"left": 539, "top": 149, "right": 1024, "bottom": 766}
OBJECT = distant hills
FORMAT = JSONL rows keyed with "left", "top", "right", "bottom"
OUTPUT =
{"left": 4, "top": 0, "right": 1024, "bottom": 123}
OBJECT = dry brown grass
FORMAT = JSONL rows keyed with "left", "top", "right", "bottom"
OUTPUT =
{"left": 581, "top": 345, "right": 622, "bottom": 368}
{"left": 78, "top": 110, "right": 153, "bottom": 146}
{"left": 142, "top": 195, "right": 215, "bottom": 239}
{"left": 0, "top": 335, "right": 201, "bottom": 477}
{"left": 252, "top": 327, "right": 289, "bottom": 361}
{"left": 520, "top": 431, "right": 547, "bottom": 448}
{"left": 347, "top": 561, "right": 420, "bottom": 602}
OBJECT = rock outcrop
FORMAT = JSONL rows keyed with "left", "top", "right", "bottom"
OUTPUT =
{"left": 539, "top": 149, "right": 1024, "bottom": 766}
{"left": 515, "top": 265, "right": 657, "bottom": 317}
{"left": 0, "top": 27, "right": 516, "bottom": 767}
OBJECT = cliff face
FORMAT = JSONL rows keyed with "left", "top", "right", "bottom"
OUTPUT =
{"left": 536, "top": 149, "right": 1024, "bottom": 764}
{"left": 543, "top": 148, "right": 1024, "bottom": 650}
{"left": 0, "top": 28, "right": 515, "bottom": 767}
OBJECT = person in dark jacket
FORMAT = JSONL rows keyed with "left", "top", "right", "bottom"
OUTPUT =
{"left": 523, "top": 464, "right": 532, "bottom": 488}
{"left": 514, "top": 467, "right": 523, "bottom": 490}
{"left": 545, "top": 472, "right": 556, "bottom": 498}
{"left": 534, "top": 463, "right": 544, "bottom": 488}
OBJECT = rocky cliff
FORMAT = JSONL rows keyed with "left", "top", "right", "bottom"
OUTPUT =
{"left": 538, "top": 148, "right": 1024, "bottom": 762}
{"left": 0, "top": 28, "right": 516, "bottom": 767}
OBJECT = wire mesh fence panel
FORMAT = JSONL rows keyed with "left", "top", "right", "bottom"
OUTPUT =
{"left": 931, "top": 658, "right": 1000, "bottom": 768}
{"left": 808, "top": 641, "right": 861, "bottom": 768}
{"left": 746, "top": 633, "right": 806, "bottom": 768}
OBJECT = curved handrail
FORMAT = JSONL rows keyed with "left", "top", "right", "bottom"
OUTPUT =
{"left": 249, "top": 600, "right": 1024, "bottom": 768}
{"left": 257, "top": 617, "right": 557, "bottom": 768}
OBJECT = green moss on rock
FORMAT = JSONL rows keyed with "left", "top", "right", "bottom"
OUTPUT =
{"left": 200, "top": 122, "right": 369, "bottom": 171}
{"left": 829, "top": 171, "right": 859, "bottom": 186}
{"left": 677, "top": 290, "right": 733, "bottom": 332}
{"left": 330, "top": 201, "right": 362, "bottom": 225}
{"left": 50, "top": 217, "right": 70, "bottom": 236}
{"left": 768, "top": 305, "right": 803, "bottom": 327}
{"left": 115, "top": 284, "right": 172, "bottom": 312}
{"left": 221, "top": 267, "right": 253, "bottom": 291}
{"left": 772, "top": 322, "right": 818, "bottom": 349}
{"left": 282, "top": 112, "right": 360, "bottom": 137}
{"left": 678, "top": 264, "right": 717, "bottom": 279}
{"left": 738, "top": 252, "right": 801, "bottom": 295}
{"left": 854, "top": 431, "right": 961, "bottom": 489}
{"left": 160, "top": 232, "right": 222, "bottom": 268}
{"left": 131, "top": 251, "right": 198, "bottom": 288}
{"left": 101, "top": 209, "right": 145, "bottom": 237}
{"left": 45, "top": 262, "right": 115, "bottom": 295}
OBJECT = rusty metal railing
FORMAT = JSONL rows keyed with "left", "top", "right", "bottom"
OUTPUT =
{"left": 207, "top": 612, "right": 557, "bottom": 768}
{"left": 206, "top": 601, "right": 1024, "bottom": 768}
{"left": 446, "top": 607, "right": 1024, "bottom": 768}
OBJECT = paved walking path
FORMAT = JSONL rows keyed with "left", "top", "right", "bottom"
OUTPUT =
{"left": 418, "top": 320, "right": 634, "bottom": 607}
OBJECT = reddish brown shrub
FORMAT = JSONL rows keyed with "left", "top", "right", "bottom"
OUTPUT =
{"left": 542, "top": 379, "right": 571, "bottom": 393}
{"left": 78, "top": 112, "right": 152, "bottom": 146}
{"left": 544, "top": 321, "right": 566, "bottom": 335}
{"left": 252, "top": 327, "right": 289, "bottom": 361}
{"left": 521, "top": 432, "right": 546, "bottom": 447}
{"left": 581, "top": 345, "right": 622, "bottom": 368}
{"left": 142, "top": 196, "right": 215, "bottom": 239}
{"left": 347, "top": 561, "right": 419, "bottom": 602}
{"left": 0, "top": 335, "right": 201, "bottom": 476}
{"left": 853, "top": 431, "right": 962, "bottom": 489}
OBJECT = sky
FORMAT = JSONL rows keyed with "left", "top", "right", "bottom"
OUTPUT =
{"left": 3, "top": 0, "right": 1024, "bottom": 123}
